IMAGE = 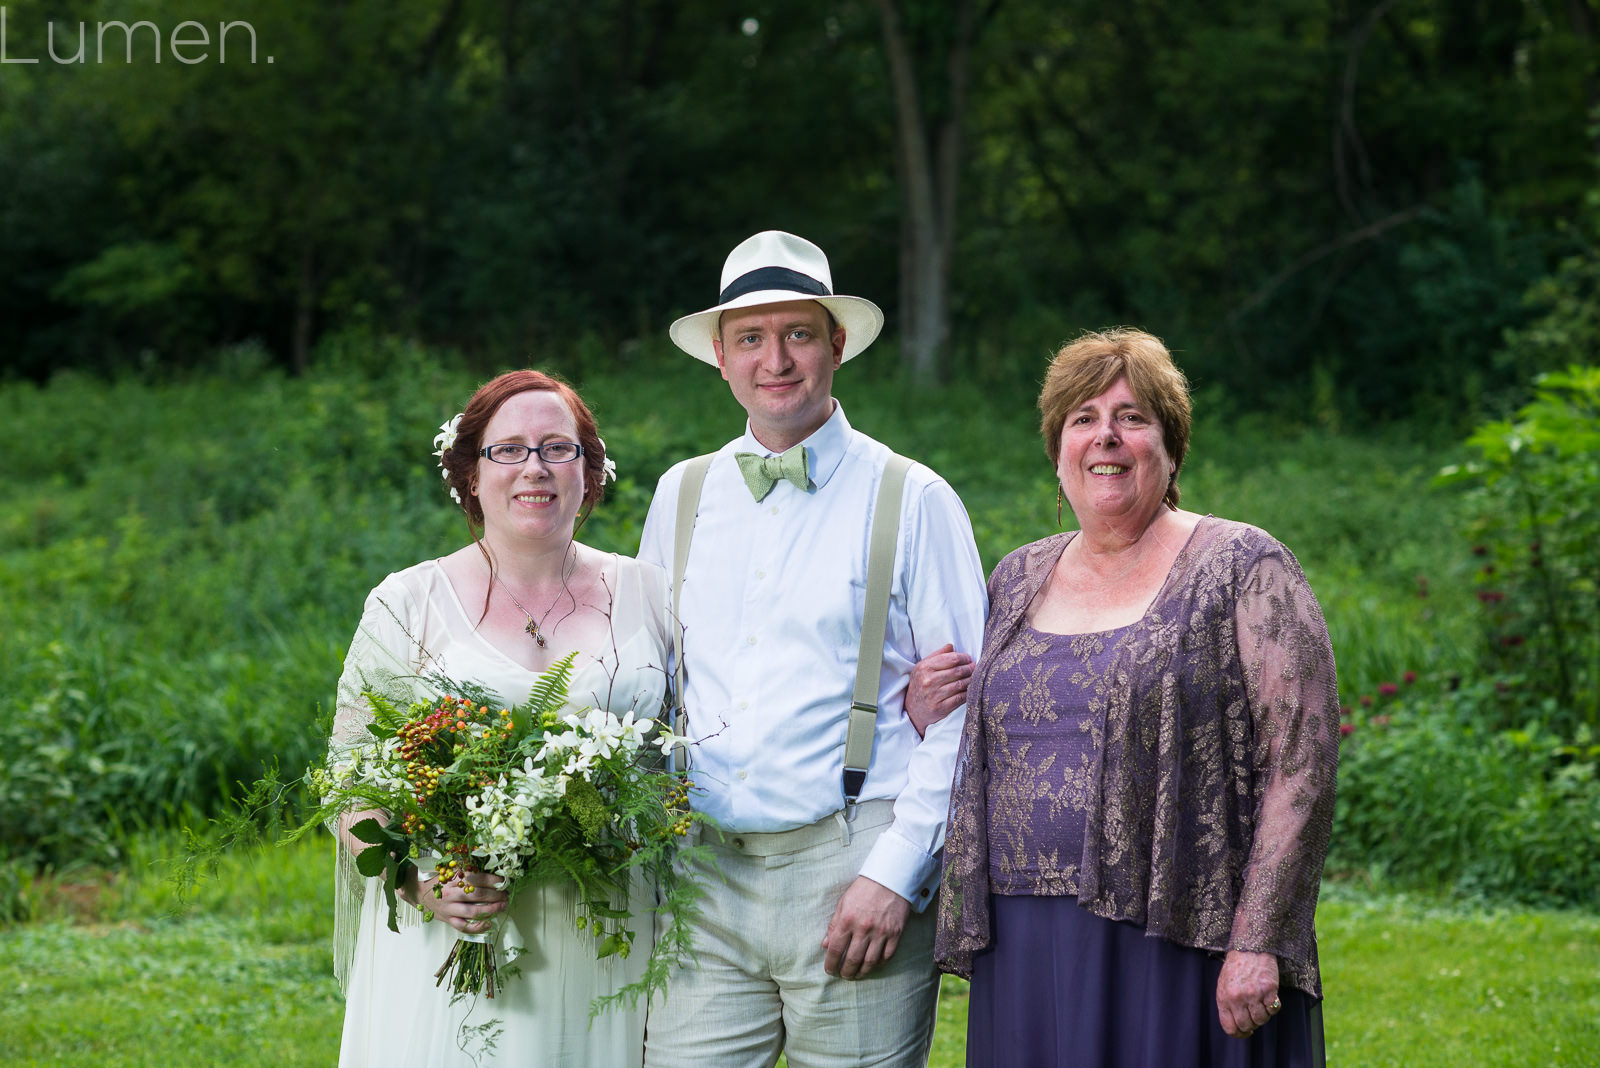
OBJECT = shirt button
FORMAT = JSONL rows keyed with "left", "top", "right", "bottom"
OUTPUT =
{"left": 755, "top": 570, "right": 766, "bottom": 580}
{"left": 747, "top": 636, "right": 757, "bottom": 645}
{"left": 738, "top": 700, "right": 749, "bottom": 710}
{"left": 769, "top": 506, "right": 779, "bottom": 515}
{"left": 737, "top": 770, "right": 748, "bottom": 780}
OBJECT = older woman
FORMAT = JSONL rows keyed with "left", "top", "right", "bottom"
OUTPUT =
{"left": 934, "top": 329, "right": 1339, "bottom": 1066}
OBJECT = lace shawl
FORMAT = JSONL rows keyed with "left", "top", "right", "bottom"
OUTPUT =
{"left": 934, "top": 517, "right": 1340, "bottom": 998}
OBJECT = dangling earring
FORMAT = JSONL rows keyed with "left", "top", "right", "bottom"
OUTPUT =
{"left": 1056, "top": 486, "right": 1064, "bottom": 527}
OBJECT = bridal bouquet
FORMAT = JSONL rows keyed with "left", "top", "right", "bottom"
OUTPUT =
{"left": 307, "top": 652, "right": 706, "bottom": 1007}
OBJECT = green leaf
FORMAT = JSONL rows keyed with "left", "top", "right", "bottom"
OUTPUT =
{"left": 355, "top": 843, "right": 388, "bottom": 878}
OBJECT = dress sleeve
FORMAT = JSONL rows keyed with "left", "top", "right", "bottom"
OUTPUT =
{"left": 330, "top": 580, "right": 420, "bottom": 754}
{"left": 859, "top": 475, "right": 989, "bottom": 907}
{"left": 327, "top": 573, "right": 432, "bottom": 992}
{"left": 1227, "top": 540, "right": 1340, "bottom": 981}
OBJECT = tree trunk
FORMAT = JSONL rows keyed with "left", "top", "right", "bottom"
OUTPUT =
{"left": 877, "top": 0, "right": 981, "bottom": 384}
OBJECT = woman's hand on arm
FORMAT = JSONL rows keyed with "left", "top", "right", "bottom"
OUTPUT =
{"left": 1216, "top": 949, "right": 1281, "bottom": 1038}
{"left": 905, "top": 643, "right": 974, "bottom": 737}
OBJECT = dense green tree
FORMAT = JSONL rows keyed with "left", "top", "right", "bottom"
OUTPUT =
{"left": 954, "top": 0, "right": 1594, "bottom": 415}
{"left": 1, "top": 0, "right": 1595, "bottom": 421}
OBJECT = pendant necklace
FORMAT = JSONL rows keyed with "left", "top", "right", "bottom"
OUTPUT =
{"left": 494, "top": 573, "right": 566, "bottom": 649}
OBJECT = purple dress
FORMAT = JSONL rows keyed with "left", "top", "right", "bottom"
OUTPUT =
{"left": 939, "top": 519, "right": 1339, "bottom": 1068}
{"left": 965, "top": 623, "right": 1324, "bottom": 1067}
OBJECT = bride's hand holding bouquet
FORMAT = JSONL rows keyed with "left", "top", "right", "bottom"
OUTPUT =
{"left": 311, "top": 652, "right": 705, "bottom": 1007}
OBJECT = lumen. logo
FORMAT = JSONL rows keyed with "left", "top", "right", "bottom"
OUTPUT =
{"left": 0, "top": 7, "right": 271, "bottom": 65}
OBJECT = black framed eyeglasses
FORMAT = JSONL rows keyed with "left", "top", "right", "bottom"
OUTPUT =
{"left": 480, "top": 441, "right": 584, "bottom": 465}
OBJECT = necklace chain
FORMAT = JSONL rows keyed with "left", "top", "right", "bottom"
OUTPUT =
{"left": 494, "top": 572, "right": 567, "bottom": 649}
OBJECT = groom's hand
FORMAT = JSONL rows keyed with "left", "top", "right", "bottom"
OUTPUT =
{"left": 822, "top": 876, "right": 909, "bottom": 979}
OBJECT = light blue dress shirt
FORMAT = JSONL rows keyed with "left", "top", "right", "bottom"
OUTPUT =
{"left": 638, "top": 402, "right": 988, "bottom": 908}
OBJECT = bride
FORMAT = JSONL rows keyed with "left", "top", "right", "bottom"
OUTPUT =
{"left": 329, "top": 370, "right": 666, "bottom": 1066}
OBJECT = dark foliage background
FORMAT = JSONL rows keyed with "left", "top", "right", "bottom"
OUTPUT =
{"left": 2, "top": 0, "right": 1596, "bottom": 424}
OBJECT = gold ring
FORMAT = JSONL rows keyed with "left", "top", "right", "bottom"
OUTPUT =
{"left": 1270, "top": 998, "right": 1282, "bottom": 1013}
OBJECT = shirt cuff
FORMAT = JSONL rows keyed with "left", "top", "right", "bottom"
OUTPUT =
{"left": 859, "top": 824, "right": 942, "bottom": 913}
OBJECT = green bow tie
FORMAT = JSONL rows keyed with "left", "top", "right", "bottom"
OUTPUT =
{"left": 735, "top": 446, "right": 810, "bottom": 502}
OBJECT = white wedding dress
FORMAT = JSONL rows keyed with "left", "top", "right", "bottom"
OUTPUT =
{"left": 330, "top": 555, "right": 668, "bottom": 1067}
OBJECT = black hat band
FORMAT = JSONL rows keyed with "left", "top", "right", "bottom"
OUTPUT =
{"left": 719, "top": 266, "right": 831, "bottom": 304}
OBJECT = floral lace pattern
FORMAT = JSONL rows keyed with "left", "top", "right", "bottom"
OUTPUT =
{"left": 935, "top": 517, "right": 1340, "bottom": 998}
{"left": 983, "top": 626, "right": 1109, "bottom": 897}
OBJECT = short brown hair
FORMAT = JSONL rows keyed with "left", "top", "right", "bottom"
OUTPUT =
{"left": 1038, "top": 328, "right": 1191, "bottom": 509}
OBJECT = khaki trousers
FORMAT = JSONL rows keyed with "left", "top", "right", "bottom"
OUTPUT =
{"left": 643, "top": 800, "right": 940, "bottom": 1068}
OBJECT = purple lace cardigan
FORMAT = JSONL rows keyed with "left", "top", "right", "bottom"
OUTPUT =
{"left": 934, "top": 517, "right": 1340, "bottom": 998}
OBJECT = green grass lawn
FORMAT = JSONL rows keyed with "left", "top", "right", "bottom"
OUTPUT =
{"left": 4, "top": 838, "right": 1597, "bottom": 1066}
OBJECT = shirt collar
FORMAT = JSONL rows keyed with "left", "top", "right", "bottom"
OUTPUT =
{"left": 735, "top": 401, "right": 852, "bottom": 490}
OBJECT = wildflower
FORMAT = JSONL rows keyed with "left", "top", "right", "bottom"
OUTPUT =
{"left": 1339, "top": 723, "right": 1355, "bottom": 737}
{"left": 1371, "top": 715, "right": 1391, "bottom": 727}
{"left": 1360, "top": 695, "right": 1373, "bottom": 708}
{"left": 1378, "top": 682, "right": 1399, "bottom": 697}
{"left": 1403, "top": 671, "right": 1416, "bottom": 685}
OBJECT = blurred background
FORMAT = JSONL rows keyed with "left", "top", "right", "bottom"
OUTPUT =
{"left": 2, "top": 0, "right": 1595, "bottom": 420}
{"left": 2, "top": 5, "right": 1598, "bottom": 1063}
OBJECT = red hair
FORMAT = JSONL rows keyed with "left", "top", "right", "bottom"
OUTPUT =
{"left": 439, "top": 370, "right": 608, "bottom": 531}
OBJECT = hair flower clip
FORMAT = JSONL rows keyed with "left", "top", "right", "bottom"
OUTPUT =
{"left": 597, "top": 437, "right": 618, "bottom": 484}
{"left": 434, "top": 412, "right": 464, "bottom": 504}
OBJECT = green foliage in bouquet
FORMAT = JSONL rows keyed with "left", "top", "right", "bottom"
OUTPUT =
{"left": 309, "top": 650, "right": 710, "bottom": 1007}
{"left": 187, "top": 650, "right": 710, "bottom": 1015}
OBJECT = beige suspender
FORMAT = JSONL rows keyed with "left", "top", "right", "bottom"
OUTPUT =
{"left": 670, "top": 450, "right": 913, "bottom": 804}
{"left": 668, "top": 453, "right": 714, "bottom": 772}
{"left": 842, "top": 453, "right": 911, "bottom": 803}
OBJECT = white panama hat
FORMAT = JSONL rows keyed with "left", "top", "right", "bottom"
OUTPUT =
{"left": 669, "top": 230, "right": 884, "bottom": 366}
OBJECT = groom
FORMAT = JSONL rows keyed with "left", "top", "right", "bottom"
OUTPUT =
{"left": 638, "top": 231, "right": 986, "bottom": 1067}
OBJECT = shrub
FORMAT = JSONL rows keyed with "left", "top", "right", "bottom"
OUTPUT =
{"left": 1436, "top": 364, "right": 1600, "bottom": 734}
{"left": 1331, "top": 685, "right": 1600, "bottom": 908}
